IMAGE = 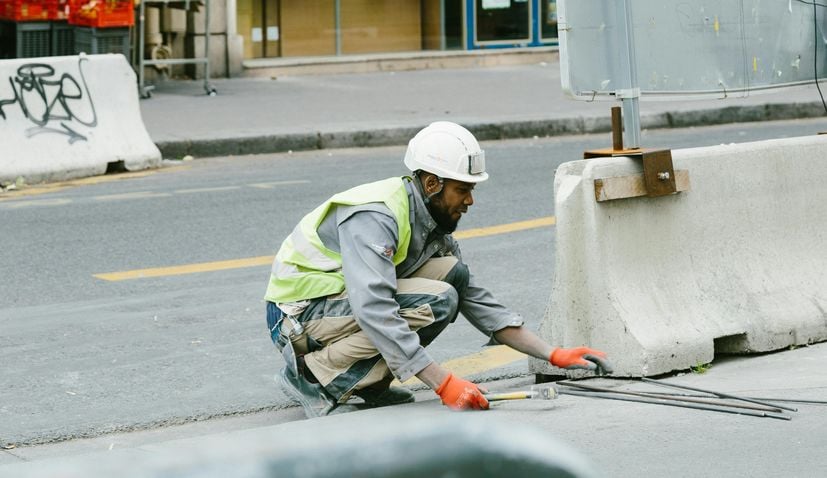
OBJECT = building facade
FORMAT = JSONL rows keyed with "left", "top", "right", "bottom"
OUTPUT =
{"left": 124, "top": 0, "right": 561, "bottom": 80}
{"left": 234, "top": 0, "right": 559, "bottom": 60}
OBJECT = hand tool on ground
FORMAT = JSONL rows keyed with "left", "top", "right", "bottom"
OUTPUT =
{"left": 641, "top": 377, "right": 798, "bottom": 413}
{"left": 484, "top": 385, "right": 559, "bottom": 402}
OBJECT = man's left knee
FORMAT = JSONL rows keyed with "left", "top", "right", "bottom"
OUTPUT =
{"left": 416, "top": 286, "right": 458, "bottom": 346}
{"left": 433, "top": 285, "right": 460, "bottom": 324}
{"left": 443, "top": 259, "right": 469, "bottom": 300}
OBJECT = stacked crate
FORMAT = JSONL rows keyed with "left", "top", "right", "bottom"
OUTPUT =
{"left": 0, "top": 0, "right": 57, "bottom": 58}
{"left": 69, "top": 0, "right": 133, "bottom": 57}
{"left": 51, "top": 0, "right": 73, "bottom": 56}
{"left": 0, "top": 0, "right": 55, "bottom": 22}
{"left": 0, "top": 0, "right": 133, "bottom": 58}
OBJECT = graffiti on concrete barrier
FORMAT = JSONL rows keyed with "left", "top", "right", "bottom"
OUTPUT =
{"left": 0, "top": 56, "right": 98, "bottom": 144}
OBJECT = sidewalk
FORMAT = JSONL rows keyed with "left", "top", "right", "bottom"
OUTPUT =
{"left": 3, "top": 343, "right": 826, "bottom": 477}
{"left": 138, "top": 55, "right": 827, "bottom": 160}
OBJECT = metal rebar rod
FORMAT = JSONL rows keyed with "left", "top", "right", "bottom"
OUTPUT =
{"left": 559, "top": 382, "right": 783, "bottom": 413}
{"left": 641, "top": 377, "right": 798, "bottom": 413}
{"left": 730, "top": 396, "right": 826, "bottom": 405}
{"left": 559, "top": 389, "right": 791, "bottom": 420}
{"left": 636, "top": 391, "right": 827, "bottom": 405}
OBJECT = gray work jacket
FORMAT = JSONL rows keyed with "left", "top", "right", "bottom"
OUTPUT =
{"left": 311, "top": 176, "right": 523, "bottom": 382}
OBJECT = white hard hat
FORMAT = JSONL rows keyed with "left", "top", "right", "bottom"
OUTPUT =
{"left": 403, "top": 121, "right": 488, "bottom": 183}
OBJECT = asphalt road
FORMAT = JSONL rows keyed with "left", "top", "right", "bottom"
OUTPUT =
{"left": 2, "top": 117, "right": 826, "bottom": 447}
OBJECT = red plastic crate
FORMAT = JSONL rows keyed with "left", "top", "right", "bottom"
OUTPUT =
{"left": 68, "top": 0, "right": 132, "bottom": 27}
{"left": 51, "top": 0, "right": 68, "bottom": 20}
{"left": 0, "top": 0, "right": 57, "bottom": 21}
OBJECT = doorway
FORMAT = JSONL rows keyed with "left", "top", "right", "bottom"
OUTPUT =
{"left": 422, "top": 0, "right": 464, "bottom": 50}
{"left": 238, "top": 0, "right": 281, "bottom": 59}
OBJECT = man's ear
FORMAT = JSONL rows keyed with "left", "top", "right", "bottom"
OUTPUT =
{"left": 421, "top": 172, "right": 441, "bottom": 195}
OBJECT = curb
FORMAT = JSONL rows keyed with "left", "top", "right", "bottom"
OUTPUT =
{"left": 155, "top": 101, "right": 827, "bottom": 159}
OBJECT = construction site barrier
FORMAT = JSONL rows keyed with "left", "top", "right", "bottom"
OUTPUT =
{"left": 530, "top": 134, "right": 827, "bottom": 378}
{"left": 0, "top": 53, "right": 160, "bottom": 185}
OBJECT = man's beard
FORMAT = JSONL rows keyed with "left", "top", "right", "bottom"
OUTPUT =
{"left": 427, "top": 192, "right": 460, "bottom": 234}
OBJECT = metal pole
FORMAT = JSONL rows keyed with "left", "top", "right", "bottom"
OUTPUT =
{"left": 138, "top": 0, "right": 145, "bottom": 97}
{"left": 224, "top": 0, "right": 234, "bottom": 77}
{"left": 204, "top": 0, "right": 211, "bottom": 93}
{"left": 440, "top": 0, "right": 446, "bottom": 51}
{"left": 641, "top": 377, "right": 798, "bottom": 413}
{"left": 611, "top": 106, "right": 623, "bottom": 150}
{"left": 335, "top": 0, "right": 342, "bottom": 56}
{"left": 616, "top": 0, "right": 640, "bottom": 148}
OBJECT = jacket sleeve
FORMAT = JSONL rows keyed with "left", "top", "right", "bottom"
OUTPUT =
{"left": 338, "top": 210, "right": 434, "bottom": 382}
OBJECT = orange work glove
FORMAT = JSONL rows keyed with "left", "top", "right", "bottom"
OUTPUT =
{"left": 435, "top": 373, "right": 489, "bottom": 410}
{"left": 550, "top": 347, "right": 614, "bottom": 374}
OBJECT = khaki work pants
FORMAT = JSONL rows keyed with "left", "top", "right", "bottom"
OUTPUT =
{"left": 275, "top": 256, "right": 467, "bottom": 402}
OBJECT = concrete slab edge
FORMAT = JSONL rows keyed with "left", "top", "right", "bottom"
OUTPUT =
{"left": 154, "top": 101, "right": 827, "bottom": 159}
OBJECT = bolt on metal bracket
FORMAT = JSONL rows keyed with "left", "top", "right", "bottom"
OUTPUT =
{"left": 584, "top": 107, "right": 686, "bottom": 201}
{"left": 641, "top": 148, "right": 677, "bottom": 197}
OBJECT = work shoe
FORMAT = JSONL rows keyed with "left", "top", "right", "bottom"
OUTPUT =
{"left": 326, "top": 403, "right": 362, "bottom": 415}
{"left": 353, "top": 385, "right": 415, "bottom": 408}
{"left": 277, "top": 366, "right": 337, "bottom": 418}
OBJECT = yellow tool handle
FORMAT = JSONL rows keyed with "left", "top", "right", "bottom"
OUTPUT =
{"left": 484, "top": 391, "right": 536, "bottom": 401}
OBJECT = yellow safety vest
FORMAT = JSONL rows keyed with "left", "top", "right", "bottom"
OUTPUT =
{"left": 265, "top": 177, "right": 412, "bottom": 303}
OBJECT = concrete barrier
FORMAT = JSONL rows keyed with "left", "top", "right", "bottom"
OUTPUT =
{"left": 530, "top": 134, "right": 827, "bottom": 378}
{"left": 0, "top": 54, "right": 160, "bottom": 185}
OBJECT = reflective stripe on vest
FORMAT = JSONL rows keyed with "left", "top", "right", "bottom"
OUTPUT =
{"left": 265, "top": 177, "right": 411, "bottom": 303}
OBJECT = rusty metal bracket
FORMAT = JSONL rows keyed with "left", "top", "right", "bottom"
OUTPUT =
{"left": 584, "top": 107, "right": 681, "bottom": 200}
{"left": 641, "top": 149, "right": 677, "bottom": 197}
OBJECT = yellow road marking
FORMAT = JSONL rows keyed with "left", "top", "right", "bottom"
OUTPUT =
{"left": 5, "top": 198, "right": 73, "bottom": 209}
{"left": 94, "top": 215, "right": 556, "bottom": 281}
{"left": 454, "top": 216, "right": 555, "bottom": 239}
{"left": 393, "top": 345, "right": 527, "bottom": 387}
{"left": 175, "top": 186, "right": 241, "bottom": 194}
{"left": 2, "top": 175, "right": 306, "bottom": 208}
{"left": 0, "top": 167, "right": 189, "bottom": 202}
{"left": 249, "top": 180, "right": 311, "bottom": 188}
{"left": 93, "top": 191, "right": 172, "bottom": 201}
{"left": 94, "top": 255, "right": 275, "bottom": 281}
